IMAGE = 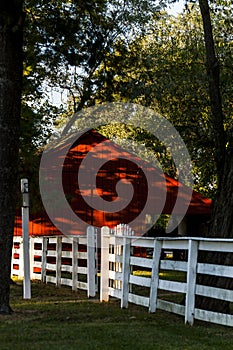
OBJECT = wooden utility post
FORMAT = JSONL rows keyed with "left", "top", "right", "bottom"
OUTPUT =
{"left": 21, "top": 178, "right": 31, "bottom": 299}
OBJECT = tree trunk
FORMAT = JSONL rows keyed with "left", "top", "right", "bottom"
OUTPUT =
{"left": 0, "top": 1, "right": 23, "bottom": 314}
{"left": 198, "top": 0, "right": 226, "bottom": 183}
{"left": 196, "top": 0, "right": 233, "bottom": 314}
{"left": 209, "top": 147, "right": 233, "bottom": 238}
{"left": 198, "top": 0, "right": 233, "bottom": 236}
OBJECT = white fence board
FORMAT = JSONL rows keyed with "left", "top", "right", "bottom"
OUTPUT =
{"left": 46, "top": 276, "right": 56, "bottom": 284}
{"left": 131, "top": 238, "right": 155, "bottom": 249}
{"left": 197, "top": 262, "right": 233, "bottom": 278}
{"left": 77, "top": 252, "right": 87, "bottom": 259}
{"left": 77, "top": 266, "right": 88, "bottom": 275}
{"left": 77, "top": 281, "right": 88, "bottom": 290}
{"left": 196, "top": 284, "right": 233, "bottom": 302}
{"left": 61, "top": 265, "right": 73, "bottom": 273}
{"left": 61, "top": 251, "right": 72, "bottom": 258}
{"left": 61, "top": 278, "right": 73, "bottom": 287}
{"left": 158, "top": 280, "right": 187, "bottom": 294}
{"left": 46, "top": 263, "right": 56, "bottom": 271}
{"left": 160, "top": 239, "right": 189, "bottom": 250}
{"left": 32, "top": 237, "right": 43, "bottom": 244}
{"left": 160, "top": 260, "right": 187, "bottom": 272}
{"left": 130, "top": 256, "right": 153, "bottom": 269}
{"left": 157, "top": 299, "right": 185, "bottom": 316}
{"left": 195, "top": 308, "right": 233, "bottom": 327}
{"left": 46, "top": 251, "right": 57, "bottom": 257}
{"left": 47, "top": 237, "right": 57, "bottom": 244}
{"left": 60, "top": 237, "right": 73, "bottom": 244}
{"left": 199, "top": 240, "right": 233, "bottom": 252}
{"left": 129, "top": 275, "right": 151, "bottom": 288}
{"left": 128, "top": 293, "right": 149, "bottom": 307}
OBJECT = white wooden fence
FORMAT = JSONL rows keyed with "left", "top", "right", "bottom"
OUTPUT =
{"left": 100, "top": 226, "right": 233, "bottom": 327}
{"left": 11, "top": 226, "right": 98, "bottom": 297}
{"left": 11, "top": 223, "right": 233, "bottom": 327}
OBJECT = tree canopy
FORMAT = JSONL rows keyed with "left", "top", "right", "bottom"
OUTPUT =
{"left": 88, "top": 4, "right": 232, "bottom": 198}
{"left": 20, "top": 0, "right": 164, "bottom": 207}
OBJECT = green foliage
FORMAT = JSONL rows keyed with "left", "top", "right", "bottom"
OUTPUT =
{"left": 211, "top": 0, "right": 233, "bottom": 143}
{"left": 24, "top": 0, "right": 163, "bottom": 114}
{"left": 97, "top": 123, "right": 177, "bottom": 178}
{"left": 93, "top": 4, "right": 233, "bottom": 198}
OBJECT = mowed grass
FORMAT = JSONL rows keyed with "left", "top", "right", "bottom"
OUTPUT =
{"left": 0, "top": 281, "right": 232, "bottom": 350}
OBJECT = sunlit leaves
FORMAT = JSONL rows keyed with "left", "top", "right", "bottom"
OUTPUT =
{"left": 93, "top": 4, "right": 232, "bottom": 197}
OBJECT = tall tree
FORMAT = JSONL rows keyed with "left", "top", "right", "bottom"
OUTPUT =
{"left": 195, "top": 0, "right": 233, "bottom": 313}
{"left": 0, "top": 1, "right": 24, "bottom": 313}
{"left": 198, "top": 0, "right": 233, "bottom": 238}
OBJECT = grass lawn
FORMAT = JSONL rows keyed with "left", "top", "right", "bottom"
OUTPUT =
{"left": 0, "top": 281, "right": 232, "bottom": 350}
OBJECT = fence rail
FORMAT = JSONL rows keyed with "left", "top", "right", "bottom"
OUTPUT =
{"left": 12, "top": 226, "right": 98, "bottom": 297}
{"left": 100, "top": 226, "right": 233, "bottom": 327}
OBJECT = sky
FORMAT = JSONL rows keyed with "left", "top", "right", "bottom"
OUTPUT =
{"left": 167, "top": 0, "right": 185, "bottom": 15}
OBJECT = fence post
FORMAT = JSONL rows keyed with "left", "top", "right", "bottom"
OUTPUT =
{"left": 121, "top": 237, "right": 131, "bottom": 309}
{"left": 185, "top": 239, "right": 198, "bottom": 325}
{"left": 100, "top": 226, "right": 110, "bottom": 302}
{"left": 11, "top": 238, "right": 14, "bottom": 278}
{"left": 30, "top": 237, "right": 35, "bottom": 280}
{"left": 41, "top": 237, "right": 48, "bottom": 283}
{"left": 149, "top": 239, "right": 162, "bottom": 313}
{"left": 72, "top": 236, "right": 78, "bottom": 291}
{"left": 56, "top": 236, "right": 62, "bottom": 287}
{"left": 87, "top": 226, "right": 96, "bottom": 297}
{"left": 21, "top": 178, "right": 31, "bottom": 299}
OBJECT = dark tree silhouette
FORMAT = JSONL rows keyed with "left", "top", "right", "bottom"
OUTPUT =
{"left": 197, "top": 0, "right": 233, "bottom": 313}
{"left": 0, "top": 1, "right": 24, "bottom": 314}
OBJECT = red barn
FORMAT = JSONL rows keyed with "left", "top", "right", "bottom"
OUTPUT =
{"left": 14, "top": 129, "right": 212, "bottom": 237}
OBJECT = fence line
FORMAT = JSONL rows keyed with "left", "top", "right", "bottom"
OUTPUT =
{"left": 11, "top": 223, "right": 233, "bottom": 327}
{"left": 11, "top": 226, "right": 98, "bottom": 297}
{"left": 100, "top": 226, "right": 233, "bottom": 327}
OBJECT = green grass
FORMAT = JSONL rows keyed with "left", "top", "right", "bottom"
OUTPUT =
{"left": 0, "top": 281, "right": 232, "bottom": 350}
